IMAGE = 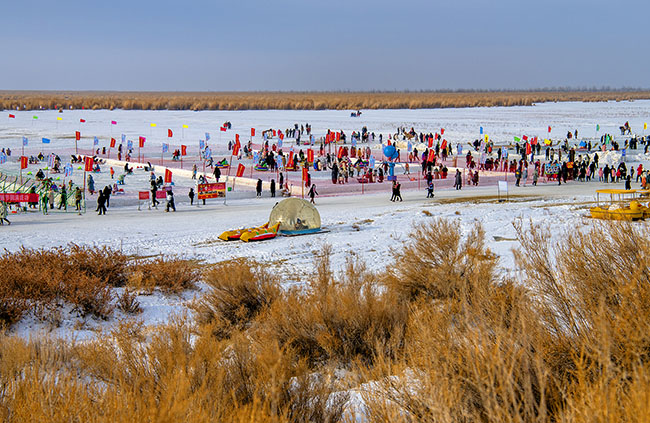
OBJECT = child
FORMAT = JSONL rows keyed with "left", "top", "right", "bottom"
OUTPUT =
{"left": 189, "top": 188, "right": 195, "bottom": 205}
{"left": 427, "top": 181, "right": 434, "bottom": 198}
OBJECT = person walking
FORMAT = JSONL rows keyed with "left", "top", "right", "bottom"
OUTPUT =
{"left": 87, "top": 174, "right": 95, "bottom": 195}
{"left": 395, "top": 181, "right": 403, "bottom": 202}
{"left": 427, "top": 181, "right": 434, "bottom": 198}
{"left": 96, "top": 191, "right": 107, "bottom": 215}
{"left": 103, "top": 185, "right": 112, "bottom": 208}
{"left": 308, "top": 184, "right": 318, "bottom": 204}
{"left": 0, "top": 201, "right": 10, "bottom": 225}
{"left": 454, "top": 169, "right": 462, "bottom": 190}
{"left": 533, "top": 168, "right": 539, "bottom": 186}
{"left": 213, "top": 166, "right": 221, "bottom": 182}
{"left": 189, "top": 188, "right": 195, "bottom": 205}
{"left": 256, "top": 179, "right": 262, "bottom": 197}
{"left": 74, "top": 187, "right": 83, "bottom": 214}
{"left": 270, "top": 179, "right": 276, "bottom": 197}
{"left": 58, "top": 185, "right": 67, "bottom": 210}
{"left": 390, "top": 180, "right": 397, "bottom": 202}
{"left": 165, "top": 188, "right": 176, "bottom": 212}
{"left": 151, "top": 180, "right": 159, "bottom": 208}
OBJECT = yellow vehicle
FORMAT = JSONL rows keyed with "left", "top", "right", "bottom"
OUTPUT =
{"left": 240, "top": 222, "right": 280, "bottom": 242}
{"left": 590, "top": 189, "right": 646, "bottom": 221}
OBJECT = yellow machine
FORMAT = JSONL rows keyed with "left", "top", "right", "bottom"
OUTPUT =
{"left": 590, "top": 189, "right": 646, "bottom": 221}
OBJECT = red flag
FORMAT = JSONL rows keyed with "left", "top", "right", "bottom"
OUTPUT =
{"left": 181, "top": 145, "right": 187, "bottom": 156}
{"left": 337, "top": 147, "right": 343, "bottom": 159}
{"left": 236, "top": 134, "right": 240, "bottom": 143}
{"left": 8, "top": 114, "right": 15, "bottom": 118}
{"left": 522, "top": 135, "right": 528, "bottom": 142}
{"left": 336, "top": 132, "right": 341, "bottom": 142}
{"left": 272, "top": 130, "right": 276, "bottom": 137}
{"left": 526, "top": 143, "right": 532, "bottom": 155}
{"left": 236, "top": 163, "right": 245, "bottom": 177}
{"left": 75, "top": 131, "right": 81, "bottom": 141}
{"left": 20, "top": 156, "right": 28, "bottom": 169}
{"left": 164, "top": 169, "right": 172, "bottom": 183}
{"left": 111, "top": 120, "right": 117, "bottom": 125}
{"left": 532, "top": 137, "right": 538, "bottom": 145}
{"left": 428, "top": 138, "right": 433, "bottom": 148}
{"left": 288, "top": 151, "right": 294, "bottom": 166}
{"left": 168, "top": 129, "right": 173, "bottom": 138}
{"left": 548, "top": 126, "right": 551, "bottom": 133}
{"left": 427, "top": 149, "right": 436, "bottom": 163}
{"left": 302, "top": 167, "right": 309, "bottom": 182}
{"left": 441, "top": 139, "right": 448, "bottom": 150}
{"left": 80, "top": 119, "right": 86, "bottom": 123}
{"left": 110, "top": 138, "right": 116, "bottom": 148}
{"left": 251, "top": 128, "right": 255, "bottom": 137}
{"left": 220, "top": 126, "right": 227, "bottom": 132}
{"left": 84, "top": 157, "right": 93, "bottom": 172}
{"left": 278, "top": 132, "right": 283, "bottom": 140}
{"left": 441, "top": 128, "right": 445, "bottom": 135}
{"left": 307, "top": 149, "right": 314, "bottom": 162}
{"left": 138, "top": 136, "right": 146, "bottom": 148}
{"left": 232, "top": 143, "right": 240, "bottom": 156}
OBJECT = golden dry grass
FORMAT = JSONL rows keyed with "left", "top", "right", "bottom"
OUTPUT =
{"left": 1, "top": 220, "right": 650, "bottom": 422}
{"left": 2, "top": 90, "right": 650, "bottom": 111}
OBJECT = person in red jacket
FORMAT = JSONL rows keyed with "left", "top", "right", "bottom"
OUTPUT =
{"left": 637, "top": 164, "right": 644, "bottom": 183}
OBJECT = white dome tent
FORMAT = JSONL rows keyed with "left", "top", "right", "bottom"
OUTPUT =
{"left": 269, "top": 198, "right": 321, "bottom": 235}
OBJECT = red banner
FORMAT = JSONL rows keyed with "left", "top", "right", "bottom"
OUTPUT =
{"left": 110, "top": 138, "right": 116, "bottom": 148}
{"left": 84, "top": 157, "right": 94, "bottom": 172}
{"left": 139, "top": 136, "right": 146, "bottom": 148}
{"left": 307, "top": 149, "right": 314, "bottom": 163}
{"left": 20, "top": 156, "right": 28, "bottom": 169}
{"left": 233, "top": 143, "right": 240, "bottom": 156}
{"left": 181, "top": 145, "right": 187, "bottom": 156}
{"left": 220, "top": 126, "right": 227, "bottom": 132}
{"left": 288, "top": 151, "right": 294, "bottom": 167}
{"left": 441, "top": 128, "right": 445, "bottom": 135}
{"left": 168, "top": 129, "right": 173, "bottom": 137}
{"left": 441, "top": 139, "right": 447, "bottom": 150}
{"left": 0, "top": 193, "right": 39, "bottom": 203}
{"left": 272, "top": 130, "right": 276, "bottom": 137}
{"left": 164, "top": 169, "right": 172, "bottom": 183}
{"left": 236, "top": 133, "right": 240, "bottom": 143}
{"left": 302, "top": 167, "right": 308, "bottom": 182}
{"left": 251, "top": 128, "right": 255, "bottom": 137}
{"left": 236, "top": 163, "right": 245, "bottom": 177}
{"left": 427, "top": 149, "right": 436, "bottom": 163}
{"left": 75, "top": 131, "right": 81, "bottom": 141}
{"left": 138, "top": 191, "right": 150, "bottom": 200}
{"left": 197, "top": 182, "right": 226, "bottom": 199}
{"left": 336, "top": 132, "right": 340, "bottom": 141}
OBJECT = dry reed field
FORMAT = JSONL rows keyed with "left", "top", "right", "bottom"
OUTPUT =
{"left": 1, "top": 219, "right": 650, "bottom": 422}
{"left": 2, "top": 90, "right": 650, "bottom": 111}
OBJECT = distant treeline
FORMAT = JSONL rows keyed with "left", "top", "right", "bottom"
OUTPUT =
{"left": 2, "top": 90, "right": 650, "bottom": 111}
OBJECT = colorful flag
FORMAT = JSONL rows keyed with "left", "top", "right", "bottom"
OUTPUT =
{"left": 548, "top": 126, "right": 551, "bottom": 133}
{"left": 441, "top": 128, "right": 445, "bottom": 135}
{"left": 110, "top": 138, "right": 116, "bottom": 148}
{"left": 20, "top": 156, "right": 28, "bottom": 169}
{"left": 84, "top": 156, "right": 93, "bottom": 172}
{"left": 162, "top": 143, "right": 169, "bottom": 153}
{"left": 150, "top": 123, "right": 156, "bottom": 128}
{"left": 111, "top": 120, "right": 117, "bottom": 125}
{"left": 233, "top": 143, "right": 240, "bottom": 156}
{"left": 32, "top": 116, "right": 38, "bottom": 120}
{"left": 138, "top": 137, "right": 146, "bottom": 148}
{"left": 479, "top": 127, "right": 483, "bottom": 135}
{"left": 168, "top": 129, "right": 173, "bottom": 137}
{"left": 56, "top": 117, "right": 62, "bottom": 121}
{"left": 8, "top": 114, "right": 15, "bottom": 118}
{"left": 48, "top": 154, "right": 55, "bottom": 168}
{"left": 64, "top": 163, "right": 73, "bottom": 177}
{"left": 596, "top": 124, "right": 600, "bottom": 132}
{"left": 220, "top": 126, "right": 227, "bottom": 132}
{"left": 236, "top": 163, "right": 245, "bottom": 178}
{"left": 181, "top": 145, "right": 187, "bottom": 156}
{"left": 22, "top": 137, "right": 28, "bottom": 146}
{"left": 204, "top": 147, "right": 212, "bottom": 159}
{"left": 121, "top": 134, "right": 126, "bottom": 143}
{"left": 307, "top": 149, "right": 314, "bottom": 163}
{"left": 164, "top": 169, "right": 172, "bottom": 184}
{"left": 199, "top": 140, "right": 205, "bottom": 150}
{"left": 514, "top": 136, "right": 521, "bottom": 142}
{"left": 42, "top": 138, "right": 50, "bottom": 144}
{"left": 302, "top": 167, "right": 309, "bottom": 182}
{"left": 645, "top": 123, "right": 648, "bottom": 130}
{"left": 182, "top": 124, "right": 188, "bottom": 129}
{"left": 127, "top": 140, "right": 133, "bottom": 149}
{"left": 80, "top": 118, "right": 85, "bottom": 123}
{"left": 441, "top": 139, "right": 448, "bottom": 150}
{"left": 251, "top": 128, "right": 255, "bottom": 137}
{"left": 205, "top": 132, "right": 210, "bottom": 141}
{"left": 522, "top": 135, "right": 528, "bottom": 142}
{"left": 75, "top": 131, "right": 81, "bottom": 141}
{"left": 484, "top": 134, "right": 489, "bottom": 142}
{"left": 93, "top": 136, "right": 98, "bottom": 146}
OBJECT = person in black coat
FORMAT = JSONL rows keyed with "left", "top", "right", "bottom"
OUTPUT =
{"left": 256, "top": 179, "right": 262, "bottom": 197}
{"left": 270, "top": 179, "right": 276, "bottom": 197}
{"left": 96, "top": 191, "right": 107, "bottom": 215}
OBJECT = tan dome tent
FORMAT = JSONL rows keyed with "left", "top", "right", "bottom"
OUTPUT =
{"left": 269, "top": 198, "right": 321, "bottom": 235}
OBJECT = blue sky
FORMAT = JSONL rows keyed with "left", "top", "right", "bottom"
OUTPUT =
{"left": 1, "top": 0, "right": 648, "bottom": 91}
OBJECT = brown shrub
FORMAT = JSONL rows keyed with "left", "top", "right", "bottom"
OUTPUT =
{"left": 128, "top": 257, "right": 201, "bottom": 294}
{"left": 192, "top": 258, "right": 280, "bottom": 339}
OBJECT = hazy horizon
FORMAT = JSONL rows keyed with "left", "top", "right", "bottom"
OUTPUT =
{"left": 2, "top": 0, "right": 648, "bottom": 92}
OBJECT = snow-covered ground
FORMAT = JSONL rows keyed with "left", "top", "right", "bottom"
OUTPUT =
{"left": 1, "top": 100, "right": 650, "bottom": 340}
